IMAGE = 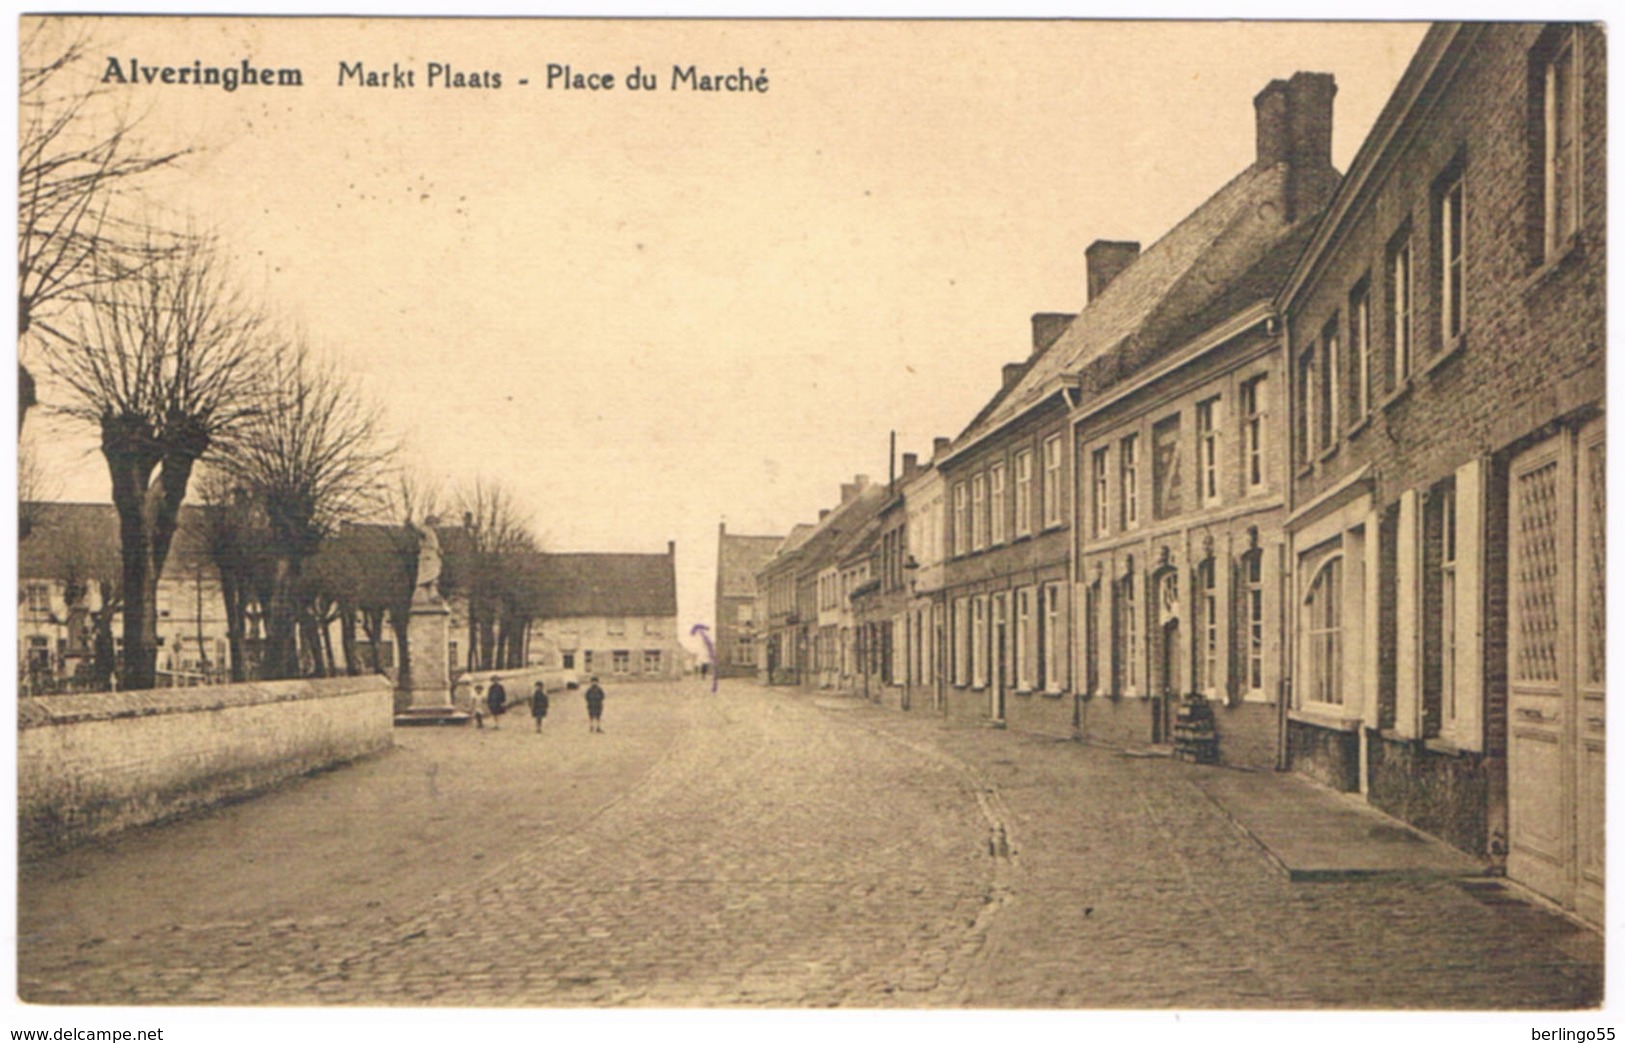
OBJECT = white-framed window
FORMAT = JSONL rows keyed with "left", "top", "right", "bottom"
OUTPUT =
{"left": 1196, "top": 396, "right": 1222, "bottom": 504}
{"left": 1041, "top": 583, "right": 1063, "bottom": 692}
{"left": 1117, "top": 570, "right": 1139, "bottom": 694}
{"left": 1350, "top": 284, "right": 1371, "bottom": 420}
{"left": 1318, "top": 322, "right": 1339, "bottom": 450}
{"left": 1120, "top": 434, "right": 1139, "bottom": 528}
{"left": 1244, "top": 551, "right": 1265, "bottom": 695}
{"left": 971, "top": 472, "right": 987, "bottom": 551}
{"left": 1015, "top": 586, "right": 1034, "bottom": 690}
{"left": 989, "top": 462, "right": 1007, "bottom": 545}
{"left": 1439, "top": 486, "right": 1459, "bottom": 728}
{"left": 1438, "top": 170, "right": 1466, "bottom": 346}
{"left": 613, "top": 649, "right": 631, "bottom": 675}
{"left": 1542, "top": 27, "right": 1581, "bottom": 259}
{"left": 1092, "top": 446, "right": 1110, "bottom": 537}
{"left": 953, "top": 482, "right": 968, "bottom": 557}
{"left": 1014, "top": 449, "right": 1034, "bottom": 537}
{"left": 643, "top": 649, "right": 662, "bottom": 674}
{"left": 972, "top": 595, "right": 988, "bottom": 688}
{"left": 1304, "top": 556, "right": 1344, "bottom": 706}
{"left": 1389, "top": 230, "right": 1413, "bottom": 385}
{"left": 1196, "top": 558, "right": 1218, "bottom": 695}
{"left": 1042, "top": 434, "right": 1063, "bottom": 528}
{"left": 1295, "top": 349, "right": 1315, "bottom": 468}
{"left": 25, "top": 582, "right": 50, "bottom": 614}
{"left": 1240, "top": 375, "right": 1267, "bottom": 491}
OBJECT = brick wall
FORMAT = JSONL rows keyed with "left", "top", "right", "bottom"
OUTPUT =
{"left": 1286, "top": 719, "right": 1358, "bottom": 792}
{"left": 18, "top": 675, "right": 393, "bottom": 854}
{"left": 1367, "top": 734, "right": 1490, "bottom": 857}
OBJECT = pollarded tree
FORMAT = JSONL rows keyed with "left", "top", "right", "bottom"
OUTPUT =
{"left": 46, "top": 235, "right": 262, "bottom": 690}
{"left": 219, "top": 339, "right": 393, "bottom": 680}
{"left": 449, "top": 478, "right": 538, "bottom": 671}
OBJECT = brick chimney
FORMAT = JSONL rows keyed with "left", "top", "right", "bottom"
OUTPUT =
{"left": 1031, "top": 312, "right": 1075, "bottom": 357}
{"left": 1255, "top": 71, "right": 1337, "bottom": 219}
{"left": 933, "top": 436, "right": 951, "bottom": 461}
{"left": 1002, "top": 362, "right": 1026, "bottom": 388}
{"left": 1086, "top": 241, "right": 1140, "bottom": 303}
{"left": 820, "top": 508, "right": 832, "bottom": 521}
{"left": 839, "top": 483, "right": 856, "bottom": 504}
{"left": 668, "top": 540, "right": 676, "bottom": 557}
{"left": 901, "top": 452, "right": 919, "bottom": 480}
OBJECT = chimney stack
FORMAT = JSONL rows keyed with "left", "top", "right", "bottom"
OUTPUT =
{"left": 902, "top": 452, "right": 919, "bottom": 479}
{"left": 1086, "top": 240, "right": 1141, "bottom": 303}
{"left": 668, "top": 540, "right": 676, "bottom": 558}
{"left": 1255, "top": 71, "right": 1337, "bottom": 218}
{"left": 1031, "top": 312, "right": 1075, "bottom": 358}
{"left": 933, "top": 436, "right": 951, "bottom": 460}
{"left": 1002, "top": 362, "right": 1026, "bottom": 388}
{"left": 840, "top": 483, "right": 857, "bottom": 504}
{"left": 463, "top": 511, "right": 474, "bottom": 529}
{"left": 820, "top": 508, "right": 832, "bottom": 521}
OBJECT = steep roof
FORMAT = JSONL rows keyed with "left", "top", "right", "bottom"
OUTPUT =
{"left": 531, "top": 552, "right": 677, "bottom": 619}
{"left": 19, "top": 501, "right": 213, "bottom": 582}
{"left": 953, "top": 159, "right": 1313, "bottom": 454}
{"left": 717, "top": 529, "right": 783, "bottom": 598}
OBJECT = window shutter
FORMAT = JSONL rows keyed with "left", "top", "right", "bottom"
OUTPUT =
{"left": 1454, "top": 458, "right": 1485, "bottom": 751}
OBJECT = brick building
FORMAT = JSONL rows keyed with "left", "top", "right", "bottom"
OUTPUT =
{"left": 714, "top": 523, "right": 781, "bottom": 678}
{"left": 1278, "top": 23, "right": 1604, "bottom": 924}
{"left": 902, "top": 441, "right": 950, "bottom": 715}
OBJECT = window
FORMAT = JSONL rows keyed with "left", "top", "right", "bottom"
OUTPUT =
{"left": 1319, "top": 319, "right": 1339, "bottom": 449}
{"left": 584, "top": 650, "right": 595, "bottom": 674}
{"left": 25, "top": 582, "right": 50, "bottom": 614}
{"left": 1540, "top": 28, "right": 1581, "bottom": 259}
{"left": 1042, "top": 435, "right": 1064, "bottom": 527}
{"left": 1085, "top": 582, "right": 1101, "bottom": 695}
{"left": 1349, "top": 283, "right": 1371, "bottom": 420}
{"left": 1304, "top": 557, "right": 1343, "bottom": 706}
{"left": 1197, "top": 396, "right": 1222, "bottom": 504}
{"left": 643, "top": 649, "right": 662, "bottom": 674}
{"left": 953, "top": 482, "right": 968, "bottom": 556}
{"left": 644, "top": 618, "right": 664, "bottom": 635}
{"left": 608, "top": 618, "right": 626, "bottom": 637}
{"left": 737, "top": 603, "right": 754, "bottom": 625}
{"left": 1120, "top": 434, "right": 1139, "bottom": 527}
{"left": 1240, "top": 375, "right": 1267, "bottom": 491}
{"left": 972, "top": 595, "right": 988, "bottom": 688}
{"left": 1041, "top": 584, "right": 1063, "bottom": 692}
{"left": 1152, "top": 414, "right": 1183, "bottom": 519}
{"left": 1437, "top": 169, "right": 1466, "bottom": 346}
{"left": 1196, "top": 559, "right": 1218, "bottom": 695}
{"left": 1014, "top": 449, "right": 1034, "bottom": 537}
{"left": 1092, "top": 447, "right": 1111, "bottom": 536}
{"left": 1295, "top": 349, "right": 1314, "bottom": 468}
{"left": 563, "top": 651, "right": 576, "bottom": 670}
{"left": 1117, "top": 570, "right": 1139, "bottom": 694}
{"left": 1015, "top": 587, "right": 1034, "bottom": 690}
{"left": 1243, "top": 552, "right": 1265, "bottom": 694}
{"left": 1439, "top": 487, "right": 1459, "bottom": 727}
{"left": 971, "top": 473, "right": 987, "bottom": 551}
{"left": 954, "top": 597, "right": 970, "bottom": 685}
{"left": 612, "top": 649, "right": 630, "bottom": 675}
{"left": 1389, "top": 229, "right": 1413, "bottom": 385}
{"left": 989, "top": 462, "right": 1007, "bottom": 545}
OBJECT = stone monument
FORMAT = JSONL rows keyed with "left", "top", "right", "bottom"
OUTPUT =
{"left": 395, "top": 517, "right": 467, "bottom": 725}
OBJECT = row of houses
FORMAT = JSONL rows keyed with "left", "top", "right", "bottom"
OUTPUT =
{"left": 732, "top": 24, "right": 1605, "bottom": 927}
{"left": 18, "top": 504, "right": 685, "bottom": 688}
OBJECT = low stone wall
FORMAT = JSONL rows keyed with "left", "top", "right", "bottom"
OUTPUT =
{"left": 18, "top": 675, "right": 393, "bottom": 855}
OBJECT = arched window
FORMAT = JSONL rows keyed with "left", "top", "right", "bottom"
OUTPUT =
{"left": 1196, "top": 557, "right": 1218, "bottom": 695}
{"left": 1305, "top": 556, "right": 1344, "bottom": 705}
{"left": 1116, "top": 568, "right": 1139, "bottom": 694}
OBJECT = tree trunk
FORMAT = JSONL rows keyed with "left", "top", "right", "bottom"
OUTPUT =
{"left": 467, "top": 608, "right": 479, "bottom": 671}
{"left": 91, "top": 609, "right": 118, "bottom": 689}
{"left": 390, "top": 606, "right": 412, "bottom": 689}
{"left": 340, "top": 607, "right": 360, "bottom": 676}
{"left": 265, "top": 556, "right": 302, "bottom": 679}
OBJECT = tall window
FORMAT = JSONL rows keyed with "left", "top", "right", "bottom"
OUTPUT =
{"left": 1117, "top": 570, "right": 1139, "bottom": 693}
{"left": 643, "top": 649, "right": 662, "bottom": 674}
{"left": 989, "top": 462, "right": 1007, "bottom": 545}
{"left": 1440, "top": 487, "right": 1459, "bottom": 726}
{"left": 1240, "top": 376, "right": 1266, "bottom": 491}
{"left": 1197, "top": 397, "right": 1222, "bottom": 505}
{"left": 1197, "top": 559, "right": 1218, "bottom": 695}
{"left": 1015, "top": 587, "right": 1033, "bottom": 690}
{"left": 1014, "top": 449, "right": 1034, "bottom": 537}
{"left": 1085, "top": 582, "right": 1100, "bottom": 695}
{"left": 1389, "top": 230, "right": 1413, "bottom": 385}
{"left": 613, "top": 649, "right": 631, "bottom": 675}
{"left": 25, "top": 582, "right": 50, "bottom": 614}
{"left": 1120, "top": 434, "right": 1140, "bottom": 527}
{"left": 954, "top": 597, "right": 969, "bottom": 685}
{"left": 1092, "top": 447, "right": 1110, "bottom": 536}
{"left": 1041, "top": 584, "right": 1063, "bottom": 692}
{"left": 1319, "top": 320, "right": 1339, "bottom": 450}
{"left": 1244, "top": 551, "right": 1265, "bottom": 693}
{"left": 1542, "top": 28, "right": 1581, "bottom": 258}
{"left": 1349, "top": 283, "right": 1371, "bottom": 420}
{"left": 953, "top": 482, "right": 968, "bottom": 557}
{"left": 972, "top": 595, "right": 988, "bottom": 688}
{"left": 1438, "top": 170, "right": 1466, "bottom": 346}
{"left": 1043, "top": 434, "right": 1064, "bottom": 528}
{"left": 971, "top": 473, "right": 987, "bottom": 551}
{"left": 1152, "top": 414, "right": 1183, "bottom": 519}
{"left": 1305, "top": 557, "right": 1343, "bottom": 706}
{"left": 1295, "top": 349, "right": 1315, "bottom": 468}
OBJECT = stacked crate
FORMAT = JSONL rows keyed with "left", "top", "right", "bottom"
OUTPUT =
{"left": 1173, "top": 694, "right": 1218, "bottom": 764}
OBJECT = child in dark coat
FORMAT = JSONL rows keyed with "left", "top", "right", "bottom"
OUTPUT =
{"left": 531, "top": 680, "right": 549, "bottom": 733}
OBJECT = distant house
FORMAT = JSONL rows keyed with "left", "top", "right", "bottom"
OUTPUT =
{"left": 714, "top": 523, "right": 782, "bottom": 678}
{"left": 17, "top": 502, "right": 230, "bottom": 689}
{"left": 520, "top": 543, "right": 684, "bottom": 682}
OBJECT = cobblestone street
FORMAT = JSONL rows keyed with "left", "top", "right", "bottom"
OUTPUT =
{"left": 18, "top": 679, "right": 1602, "bottom": 1008}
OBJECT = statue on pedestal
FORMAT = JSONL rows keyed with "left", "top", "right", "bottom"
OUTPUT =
{"left": 412, "top": 516, "right": 443, "bottom": 605}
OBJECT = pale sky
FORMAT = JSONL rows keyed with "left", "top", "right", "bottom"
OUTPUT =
{"left": 19, "top": 17, "right": 1430, "bottom": 653}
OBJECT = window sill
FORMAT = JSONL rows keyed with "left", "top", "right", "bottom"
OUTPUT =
{"left": 1288, "top": 708, "right": 1361, "bottom": 732}
{"left": 1014, "top": 687, "right": 1035, "bottom": 697}
{"left": 1422, "top": 336, "right": 1465, "bottom": 378}
{"left": 1042, "top": 522, "right": 1066, "bottom": 534}
{"left": 1347, "top": 414, "right": 1372, "bottom": 442}
{"left": 1296, "top": 463, "right": 1315, "bottom": 481}
{"left": 1041, "top": 689, "right": 1066, "bottom": 700}
{"left": 1317, "top": 443, "right": 1341, "bottom": 465}
{"left": 1381, "top": 380, "right": 1414, "bottom": 412}
{"left": 1524, "top": 234, "right": 1587, "bottom": 293}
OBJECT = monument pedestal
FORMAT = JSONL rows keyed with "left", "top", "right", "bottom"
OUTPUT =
{"left": 394, "top": 596, "right": 470, "bottom": 726}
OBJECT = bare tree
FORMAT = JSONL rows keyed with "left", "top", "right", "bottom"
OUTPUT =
{"left": 45, "top": 235, "right": 262, "bottom": 690}
{"left": 18, "top": 22, "right": 185, "bottom": 344}
{"left": 449, "top": 478, "right": 539, "bottom": 671}
{"left": 25, "top": 503, "right": 122, "bottom": 690}
{"left": 219, "top": 340, "right": 392, "bottom": 680}
{"left": 382, "top": 471, "right": 444, "bottom": 686}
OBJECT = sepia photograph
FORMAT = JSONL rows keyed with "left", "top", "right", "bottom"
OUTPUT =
{"left": 7, "top": 7, "right": 1609, "bottom": 1037}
